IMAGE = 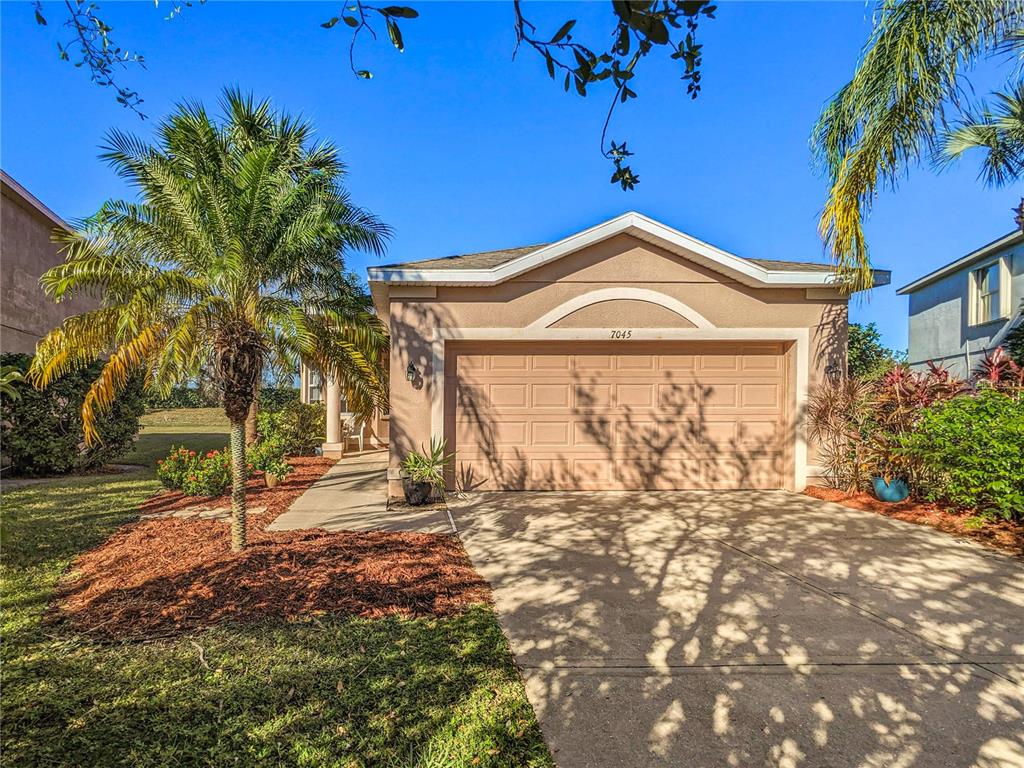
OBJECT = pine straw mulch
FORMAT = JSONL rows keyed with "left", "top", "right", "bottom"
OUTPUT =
{"left": 50, "top": 457, "right": 492, "bottom": 641}
{"left": 804, "top": 486, "right": 1024, "bottom": 558}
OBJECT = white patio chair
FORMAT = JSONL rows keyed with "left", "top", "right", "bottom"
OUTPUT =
{"left": 341, "top": 413, "right": 365, "bottom": 453}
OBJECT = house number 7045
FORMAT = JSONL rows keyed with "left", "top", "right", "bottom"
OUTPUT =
{"left": 610, "top": 329, "right": 633, "bottom": 339}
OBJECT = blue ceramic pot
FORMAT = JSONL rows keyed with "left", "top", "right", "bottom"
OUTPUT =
{"left": 871, "top": 476, "right": 909, "bottom": 503}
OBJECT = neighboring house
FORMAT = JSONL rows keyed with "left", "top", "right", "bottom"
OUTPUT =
{"left": 365, "top": 212, "right": 888, "bottom": 496}
{"left": 1, "top": 170, "right": 95, "bottom": 354}
{"left": 897, "top": 230, "right": 1024, "bottom": 377}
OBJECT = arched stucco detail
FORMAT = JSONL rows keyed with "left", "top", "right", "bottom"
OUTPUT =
{"left": 527, "top": 287, "right": 715, "bottom": 330}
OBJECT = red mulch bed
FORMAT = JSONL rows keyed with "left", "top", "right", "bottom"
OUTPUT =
{"left": 52, "top": 457, "right": 491, "bottom": 640}
{"left": 804, "top": 486, "right": 1024, "bottom": 557}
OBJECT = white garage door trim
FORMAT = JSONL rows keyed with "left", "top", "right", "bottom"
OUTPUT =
{"left": 430, "top": 326, "right": 810, "bottom": 490}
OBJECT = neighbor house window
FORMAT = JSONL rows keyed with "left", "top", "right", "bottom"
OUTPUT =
{"left": 970, "top": 260, "right": 1006, "bottom": 325}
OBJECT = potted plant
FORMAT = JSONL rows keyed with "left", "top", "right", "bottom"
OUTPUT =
{"left": 399, "top": 438, "right": 453, "bottom": 505}
{"left": 865, "top": 433, "right": 910, "bottom": 503}
{"left": 263, "top": 457, "right": 293, "bottom": 489}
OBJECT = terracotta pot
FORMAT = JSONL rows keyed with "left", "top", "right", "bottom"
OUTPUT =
{"left": 402, "top": 478, "right": 432, "bottom": 506}
{"left": 265, "top": 473, "right": 281, "bottom": 489}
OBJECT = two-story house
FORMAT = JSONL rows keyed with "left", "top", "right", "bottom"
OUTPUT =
{"left": 898, "top": 230, "right": 1023, "bottom": 376}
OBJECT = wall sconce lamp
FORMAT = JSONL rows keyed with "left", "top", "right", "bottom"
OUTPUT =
{"left": 406, "top": 363, "right": 418, "bottom": 382}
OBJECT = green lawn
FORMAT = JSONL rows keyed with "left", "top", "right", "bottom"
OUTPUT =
{"left": 1, "top": 412, "right": 551, "bottom": 768}
{"left": 119, "top": 408, "right": 231, "bottom": 468}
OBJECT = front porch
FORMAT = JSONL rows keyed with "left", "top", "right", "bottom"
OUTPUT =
{"left": 299, "top": 364, "right": 390, "bottom": 458}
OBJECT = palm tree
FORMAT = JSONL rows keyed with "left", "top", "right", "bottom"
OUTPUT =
{"left": 811, "top": 0, "right": 1024, "bottom": 290}
{"left": 29, "top": 89, "right": 391, "bottom": 551}
{"left": 941, "top": 81, "right": 1024, "bottom": 194}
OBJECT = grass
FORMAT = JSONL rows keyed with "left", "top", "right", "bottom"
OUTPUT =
{"left": 120, "top": 408, "right": 231, "bottom": 468}
{"left": 1, "top": 410, "right": 551, "bottom": 768}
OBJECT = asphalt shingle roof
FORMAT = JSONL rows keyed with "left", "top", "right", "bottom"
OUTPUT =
{"left": 380, "top": 245, "right": 837, "bottom": 273}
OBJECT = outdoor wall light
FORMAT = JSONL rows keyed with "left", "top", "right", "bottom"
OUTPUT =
{"left": 406, "top": 363, "right": 418, "bottom": 382}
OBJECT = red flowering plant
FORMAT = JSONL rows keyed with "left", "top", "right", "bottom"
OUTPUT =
{"left": 157, "top": 446, "right": 233, "bottom": 496}
{"left": 156, "top": 446, "right": 200, "bottom": 490}
{"left": 181, "top": 449, "right": 232, "bottom": 497}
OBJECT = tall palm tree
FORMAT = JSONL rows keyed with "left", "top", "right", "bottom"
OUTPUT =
{"left": 29, "top": 89, "right": 391, "bottom": 551}
{"left": 811, "top": 0, "right": 1024, "bottom": 290}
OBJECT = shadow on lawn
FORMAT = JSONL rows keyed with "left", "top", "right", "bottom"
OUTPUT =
{"left": 5, "top": 605, "right": 552, "bottom": 768}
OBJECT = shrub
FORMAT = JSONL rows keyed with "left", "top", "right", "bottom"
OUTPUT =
{"left": 144, "top": 385, "right": 219, "bottom": 410}
{"left": 898, "top": 389, "right": 1024, "bottom": 522}
{"left": 256, "top": 401, "right": 325, "bottom": 456}
{"left": 807, "top": 364, "right": 962, "bottom": 492}
{"left": 259, "top": 386, "right": 300, "bottom": 411}
{"left": 262, "top": 456, "right": 294, "bottom": 481}
{"left": 181, "top": 449, "right": 233, "bottom": 497}
{"left": 249, "top": 433, "right": 287, "bottom": 473}
{"left": 157, "top": 446, "right": 200, "bottom": 489}
{"left": 0, "top": 353, "right": 145, "bottom": 477}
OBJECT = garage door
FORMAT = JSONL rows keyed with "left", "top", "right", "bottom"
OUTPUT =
{"left": 445, "top": 342, "right": 790, "bottom": 491}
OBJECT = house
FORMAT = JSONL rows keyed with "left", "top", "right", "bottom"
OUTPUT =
{"left": 897, "top": 230, "right": 1023, "bottom": 377}
{"left": 363, "top": 212, "right": 888, "bottom": 496}
{"left": 1, "top": 170, "right": 96, "bottom": 354}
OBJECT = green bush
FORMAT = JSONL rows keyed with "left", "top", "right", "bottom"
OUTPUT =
{"left": 145, "top": 386, "right": 219, "bottom": 410}
{"left": 899, "top": 389, "right": 1024, "bottom": 522}
{"left": 249, "top": 432, "right": 286, "bottom": 473}
{"left": 259, "top": 386, "right": 300, "bottom": 411}
{"left": 0, "top": 353, "right": 146, "bottom": 477}
{"left": 256, "top": 401, "right": 325, "bottom": 456}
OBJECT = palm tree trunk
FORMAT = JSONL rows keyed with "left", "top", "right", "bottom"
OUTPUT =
{"left": 229, "top": 420, "right": 247, "bottom": 551}
{"left": 245, "top": 386, "right": 260, "bottom": 446}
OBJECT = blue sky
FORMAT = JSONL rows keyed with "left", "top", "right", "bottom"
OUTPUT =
{"left": 2, "top": 1, "right": 1018, "bottom": 351}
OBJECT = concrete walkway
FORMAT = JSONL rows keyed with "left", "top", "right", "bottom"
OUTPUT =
{"left": 267, "top": 449, "right": 453, "bottom": 534}
{"left": 449, "top": 490, "right": 1024, "bottom": 768}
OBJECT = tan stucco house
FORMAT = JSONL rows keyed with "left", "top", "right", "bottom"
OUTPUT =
{"left": 1, "top": 170, "right": 96, "bottom": 354}
{"left": 365, "top": 212, "right": 888, "bottom": 496}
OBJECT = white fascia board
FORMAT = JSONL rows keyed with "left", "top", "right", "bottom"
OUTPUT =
{"left": 367, "top": 211, "right": 842, "bottom": 289}
{"left": 896, "top": 230, "right": 1024, "bottom": 295}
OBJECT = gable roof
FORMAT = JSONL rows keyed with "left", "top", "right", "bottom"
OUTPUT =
{"left": 368, "top": 212, "right": 888, "bottom": 290}
{"left": 1, "top": 170, "right": 70, "bottom": 231}
{"left": 896, "top": 229, "right": 1023, "bottom": 295}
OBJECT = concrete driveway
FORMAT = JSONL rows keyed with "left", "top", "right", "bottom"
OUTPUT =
{"left": 448, "top": 490, "right": 1024, "bottom": 767}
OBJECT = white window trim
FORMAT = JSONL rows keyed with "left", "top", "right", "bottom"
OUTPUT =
{"left": 968, "top": 257, "right": 1011, "bottom": 327}
{"left": 427, "top": 326, "right": 810, "bottom": 491}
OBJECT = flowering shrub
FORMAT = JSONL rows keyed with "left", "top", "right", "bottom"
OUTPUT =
{"left": 157, "top": 446, "right": 233, "bottom": 497}
{"left": 157, "top": 447, "right": 200, "bottom": 490}
{"left": 181, "top": 449, "right": 233, "bottom": 497}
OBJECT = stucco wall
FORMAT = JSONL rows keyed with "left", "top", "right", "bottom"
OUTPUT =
{"left": 381, "top": 234, "right": 847, "bottom": 493}
{"left": 1, "top": 183, "right": 95, "bottom": 355}
{"left": 906, "top": 242, "right": 1023, "bottom": 377}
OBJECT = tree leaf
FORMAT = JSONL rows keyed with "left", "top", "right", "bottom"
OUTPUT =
{"left": 321, "top": 17, "right": 340, "bottom": 29}
{"left": 343, "top": 15, "right": 359, "bottom": 27}
{"left": 35, "top": 7, "right": 47, "bottom": 25}
{"left": 386, "top": 19, "right": 404, "bottom": 52}
{"left": 383, "top": 6, "right": 418, "bottom": 18}
{"left": 551, "top": 19, "right": 575, "bottom": 44}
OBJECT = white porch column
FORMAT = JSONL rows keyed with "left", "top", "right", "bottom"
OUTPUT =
{"left": 322, "top": 376, "right": 344, "bottom": 458}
